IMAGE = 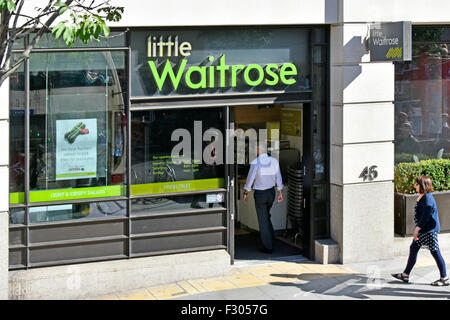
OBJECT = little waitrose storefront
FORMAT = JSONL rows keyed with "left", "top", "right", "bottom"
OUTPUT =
{"left": 8, "top": 26, "right": 329, "bottom": 271}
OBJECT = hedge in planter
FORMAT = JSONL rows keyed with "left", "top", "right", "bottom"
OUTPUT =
{"left": 394, "top": 158, "right": 450, "bottom": 194}
{"left": 394, "top": 158, "right": 450, "bottom": 236}
{"left": 395, "top": 153, "right": 429, "bottom": 164}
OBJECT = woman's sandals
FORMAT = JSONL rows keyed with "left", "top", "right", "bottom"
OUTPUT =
{"left": 431, "top": 277, "right": 449, "bottom": 286}
{"left": 391, "top": 273, "right": 409, "bottom": 283}
{"left": 392, "top": 273, "right": 450, "bottom": 286}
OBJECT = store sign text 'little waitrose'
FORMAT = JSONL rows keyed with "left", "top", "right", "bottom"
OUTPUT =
{"left": 147, "top": 36, "right": 298, "bottom": 91}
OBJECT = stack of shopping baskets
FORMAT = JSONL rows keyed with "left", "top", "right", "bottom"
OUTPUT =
{"left": 287, "top": 162, "right": 304, "bottom": 238}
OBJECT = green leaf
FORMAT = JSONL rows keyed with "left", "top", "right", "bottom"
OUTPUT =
{"left": 52, "top": 21, "right": 67, "bottom": 39}
{"left": 59, "top": 6, "right": 68, "bottom": 15}
{"left": 102, "top": 24, "right": 110, "bottom": 37}
{"left": 6, "top": 0, "right": 16, "bottom": 12}
{"left": 47, "top": 3, "right": 123, "bottom": 47}
{"left": 53, "top": 25, "right": 65, "bottom": 39}
{"left": 92, "top": 24, "right": 101, "bottom": 39}
{"left": 62, "top": 26, "right": 74, "bottom": 46}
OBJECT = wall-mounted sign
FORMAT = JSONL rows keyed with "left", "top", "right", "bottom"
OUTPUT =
{"left": 146, "top": 35, "right": 297, "bottom": 91}
{"left": 206, "top": 192, "right": 225, "bottom": 204}
{"left": 369, "top": 21, "right": 412, "bottom": 62}
{"left": 130, "top": 28, "right": 312, "bottom": 97}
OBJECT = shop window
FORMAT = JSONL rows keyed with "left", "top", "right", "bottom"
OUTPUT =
{"left": 130, "top": 108, "right": 225, "bottom": 196}
{"left": 28, "top": 51, "right": 127, "bottom": 202}
{"left": 131, "top": 193, "right": 225, "bottom": 216}
{"left": 9, "top": 56, "right": 25, "bottom": 205}
{"left": 9, "top": 208, "right": 25, "bottom": 225}
{"left": 29, "top": 201, "right": 126, "bottom": 224}
{"left": 32, "top": 31, "right": 126, "bottom": 49}
{"left": 312, "top": 45, "right": 327, "bottom": 182}
{"left": 395, "top": 29, "right": 450, "bottom": 163}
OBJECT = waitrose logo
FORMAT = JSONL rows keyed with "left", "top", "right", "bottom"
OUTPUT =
{"left": 147, "top": 35, "right": 298, "bottom": 91}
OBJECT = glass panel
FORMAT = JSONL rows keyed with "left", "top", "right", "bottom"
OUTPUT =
{"left": 9, "top": 208, "right": 25, "bottom": 225}
{"left": 312, "top": 45, "right": 327, "bottom": 181}
{"left": 131, "top": 193, "right": 226, "bottom": 216}
{"left": 395, "top": 42, "right": 450, "bottom": 163}
{"left": 313, "top": 28, "right": 326, "bottom": 44}
{"left": 28, "top": 51, "right": 127, "bottom": 202}
{"left": 29, "top": 200, "right": 126, "bottom": 223}
{"left": 131, "top": 107, "right": 225, "bottom": 195}
{"left": 314, "top": 217, "right": 328, "bottom": 238}
{"left": 32, "top": 31, "right": 126, "bottom": 49}
{"left": 313, "top": 185, "right": 326, "bottom": 200}
{"left": 9, "top": 55, "right": 25, "bottom": 204}
{"left": 130, "top": 27, "right": 311, "bottom": 97}
{"left": 12, "top": 37, "right": 25, "bottom": 50}
{"left": 413, "top": 26, "right": 450, "bottom": 42}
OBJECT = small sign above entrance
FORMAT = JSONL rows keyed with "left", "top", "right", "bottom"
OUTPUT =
{"left": 369, "top": 21, "right": 412, "bottom": 62}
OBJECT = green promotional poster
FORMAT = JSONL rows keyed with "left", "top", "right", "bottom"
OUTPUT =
{"left": 56, "top": 118, "right": 97, "bottom": 180}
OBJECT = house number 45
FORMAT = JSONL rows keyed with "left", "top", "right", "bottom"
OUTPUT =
{"left": 359, "top": 165, "right": 378, "bottom": 181}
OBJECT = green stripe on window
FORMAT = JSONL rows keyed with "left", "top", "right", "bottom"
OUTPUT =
{"left": 131, "top": 178, "right": 225, "bottom": 196}
{"left": 28, "top": 185, "right": 124, "bottom": 203}
{"left": 55, "top": 172, "right": 97, "bottom": 179}
{"left": 10, "top": 178, "right": 225, "bottom": 204}
{"left": 10, "top": 192, "right": 24, "bottom": 205}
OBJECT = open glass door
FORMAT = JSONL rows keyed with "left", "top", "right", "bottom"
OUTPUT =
{"left": 302, "top": 102, "right": 314, "bottom": 258}
{"left": 303, "top": 38, "right": 330, "bottom": 259}
{"left": 226, "top": 106, "right": 235, "bottom": 264}
{"left": 231, "top": 103, "right": 307, "bottom": 262}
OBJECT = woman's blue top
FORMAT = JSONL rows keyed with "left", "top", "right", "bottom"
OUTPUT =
{"left": 414, "top": 193, "right": 440, "bottom": 234}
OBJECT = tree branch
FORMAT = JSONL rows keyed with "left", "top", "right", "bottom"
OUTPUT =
{"left": 0, "top": 0, "right": 121, "bottom": 86}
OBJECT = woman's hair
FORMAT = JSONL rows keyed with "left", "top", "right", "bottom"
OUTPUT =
{"left": 415, "top": 175, "right": 434, "bottom": 194}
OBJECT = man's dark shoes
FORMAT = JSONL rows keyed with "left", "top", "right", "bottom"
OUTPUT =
{"left": 259, "top": 247, "right": 273, "bottom": 254}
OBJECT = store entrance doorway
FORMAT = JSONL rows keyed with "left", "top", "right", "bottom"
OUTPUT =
{"left": 228, "top": 102, "right": 311, "bottom": 264}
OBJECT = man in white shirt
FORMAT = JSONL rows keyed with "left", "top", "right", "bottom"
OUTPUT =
{"left": 243, "top": 142, "right": 283, "bottom": 253}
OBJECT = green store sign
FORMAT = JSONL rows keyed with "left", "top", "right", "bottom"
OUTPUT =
{"left": 147, "top": 36, "right": 298, "bottom": 91}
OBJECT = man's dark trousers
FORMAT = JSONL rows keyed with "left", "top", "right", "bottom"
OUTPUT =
{"left": 254, "top": 187, "right": 276, "bottom": 251}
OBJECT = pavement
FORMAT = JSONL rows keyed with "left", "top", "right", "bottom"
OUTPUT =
{"left": 89, "top": 248, "right": 450, "bottom": 300}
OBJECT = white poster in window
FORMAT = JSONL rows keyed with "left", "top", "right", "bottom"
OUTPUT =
{"left": 56, "top": 119, "right": 97, "bottom": 180}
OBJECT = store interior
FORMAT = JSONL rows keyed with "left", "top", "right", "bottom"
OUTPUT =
{"left": 232, "top": 103, "right": 305, "bottom": 261}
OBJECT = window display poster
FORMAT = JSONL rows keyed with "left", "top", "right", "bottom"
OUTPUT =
{"left": 281, "top": 109, "right": 302, "bottom": 137}
{"left": 56, "top": 119, "right": 97, "bottom": 180}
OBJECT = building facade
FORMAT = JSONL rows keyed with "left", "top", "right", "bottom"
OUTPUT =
{"left": 1, "top": 0, "right": 450, "bottom": 299}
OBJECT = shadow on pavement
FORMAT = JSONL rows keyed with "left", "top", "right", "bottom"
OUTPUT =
{"left": 267, "top": 273, "right": 450, "bottom": 300}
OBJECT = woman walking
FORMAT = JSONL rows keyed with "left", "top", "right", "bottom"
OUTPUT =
{"left": 392, "top": 175, "right": 449, "bottom": 286}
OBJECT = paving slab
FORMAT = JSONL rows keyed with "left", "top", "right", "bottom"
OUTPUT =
{"left": 220, "top": 286, "right": 274, "bottom": 300}
{"left": 224, "top": 272, "right": 268, "bottom": 288}
{"left": 185, "top": 290, "right": 228, "bottom": 300}
{"left": 117, "top": 288, "right": 156, "bottom": 300}
{"left": 147, "top": 283, "right": 191, "bottom": 300}
{"left": 251, "top": 283, "right": 306, "bottom": 300}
